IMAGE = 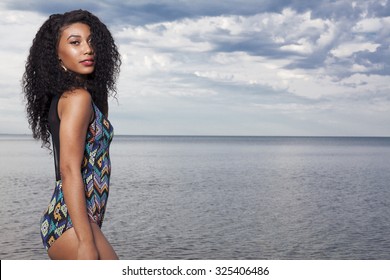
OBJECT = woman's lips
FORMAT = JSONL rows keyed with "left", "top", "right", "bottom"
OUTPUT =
{"left": 80, "top": 59, "right": 95, "bottom": 66}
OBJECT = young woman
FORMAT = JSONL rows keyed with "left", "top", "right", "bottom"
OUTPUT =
{"left": 22, "top": 10, "right": 121, "bottom": 259}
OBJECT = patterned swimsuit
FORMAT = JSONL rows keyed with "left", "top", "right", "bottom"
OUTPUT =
{"left": 40, "top": 96, "right": 114, "bottom": 251}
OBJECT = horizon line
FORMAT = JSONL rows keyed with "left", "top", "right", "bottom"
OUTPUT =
{"left": 1, "top": 133, "right": 390, "bottom": 138}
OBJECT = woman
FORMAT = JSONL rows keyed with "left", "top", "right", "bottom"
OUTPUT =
{"left": 22, "top": 10, "right": 121, "bottom": 259}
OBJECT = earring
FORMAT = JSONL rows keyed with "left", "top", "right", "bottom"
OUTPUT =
{"left": 59, "top": 58, "right": 68, "bottom": 72}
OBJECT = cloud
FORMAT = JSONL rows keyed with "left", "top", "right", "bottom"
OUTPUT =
{"left": 1, "top": 0, "right": 390, "bottom": 136}
{"left": 5, "top": 0, "right": 387, "bottom": 26}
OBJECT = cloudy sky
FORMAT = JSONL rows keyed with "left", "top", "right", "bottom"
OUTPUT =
{"left": 1, "top": 0, "right": 389, "bottom": 136}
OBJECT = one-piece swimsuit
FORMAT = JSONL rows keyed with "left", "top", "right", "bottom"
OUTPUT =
{"left": 40, "top": 95, "right": 114, "bottom": 251}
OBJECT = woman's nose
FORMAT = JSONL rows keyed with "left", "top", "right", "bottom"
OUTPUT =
{"left": 84, "top": 42, "right": 94, "bottom": 55}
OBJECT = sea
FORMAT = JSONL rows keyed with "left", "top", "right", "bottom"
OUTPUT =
{"left": 1, "top": 134, "right": 390, "bottom": 260}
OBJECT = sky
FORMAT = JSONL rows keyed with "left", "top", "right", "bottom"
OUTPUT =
{"left": 0, "top": 0, "right": 389, "bottom": 136}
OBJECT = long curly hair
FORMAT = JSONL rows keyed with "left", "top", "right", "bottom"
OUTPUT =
{"left": 22, "top": 10, "right": 121, "bottom": 149}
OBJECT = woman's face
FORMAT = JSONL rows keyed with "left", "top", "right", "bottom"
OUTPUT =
{"left": 57, "top": 22, "right": 95, "bottom": 75}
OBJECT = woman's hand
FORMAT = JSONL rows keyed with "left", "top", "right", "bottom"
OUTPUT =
{"left": 77, "top": 240, "right": 99, "bottom": 260}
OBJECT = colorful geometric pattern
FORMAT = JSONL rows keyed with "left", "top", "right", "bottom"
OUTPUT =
{"left": 82, "top": 103, "right": 114, "bottom": 227}
{"left": 40, "top": 180, "right": 73, "bottom": 250}
{"left": 40, "top": 102, "right": 114, "bottom": 251}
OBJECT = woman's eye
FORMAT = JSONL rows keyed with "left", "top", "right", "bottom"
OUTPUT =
{"left": 70, "top": 41, "right": 80, "bottom": 45}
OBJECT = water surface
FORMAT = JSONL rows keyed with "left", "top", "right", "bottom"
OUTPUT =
{"left": 1, "top": 135, "right": 389, "bottom": 259}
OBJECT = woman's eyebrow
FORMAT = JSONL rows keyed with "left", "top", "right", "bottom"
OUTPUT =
{"left": 66, "top": 34, "right": 82, "bottom": 40}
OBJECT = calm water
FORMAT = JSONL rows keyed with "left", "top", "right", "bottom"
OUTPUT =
{"left": 1, "top": 135, "right": 390, "bottom": 259}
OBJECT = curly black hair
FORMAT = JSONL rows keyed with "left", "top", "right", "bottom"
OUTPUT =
{"left": 22, "top": 10, "right": 121, "bottom": 149}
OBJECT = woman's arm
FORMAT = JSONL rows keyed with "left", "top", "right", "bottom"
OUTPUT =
{"left": 58, "top": 88, "right": 97, "bottom": 259}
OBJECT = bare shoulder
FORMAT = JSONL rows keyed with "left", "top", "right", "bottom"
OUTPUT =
{"left": 60, "top": 88, "right": 92, "bottom": 107}
{"left": 58, "top": 88, "right": 93, "bottom": 120}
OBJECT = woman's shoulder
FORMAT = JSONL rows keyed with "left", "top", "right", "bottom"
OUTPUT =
{"left": 58, "top": 88, "right": 93, "bottom": 120}
{"left": 60, "top": 88, "right": 92, "bottom": 104}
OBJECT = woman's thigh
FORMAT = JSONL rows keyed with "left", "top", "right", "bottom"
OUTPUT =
{"left": 47, "top": 228, "right": 79, "bottom": 260}
{"left": 90, "top": 223, "right": 118, "bottom": 260}
{"left": 47, "top": 223, "right": 118, "bottom": 260}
